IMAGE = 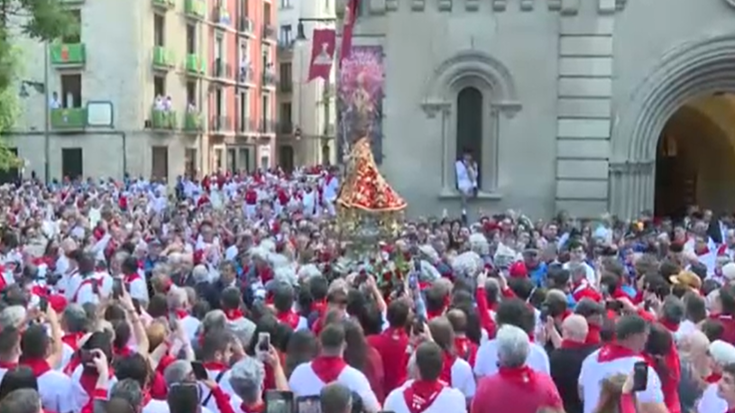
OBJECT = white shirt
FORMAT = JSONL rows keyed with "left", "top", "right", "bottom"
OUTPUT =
{"left": 474, "top": 338, "right": 550, "bottom": 378}
{"left": 579, "top": 350, "right": 664, "bottom": 413}
{"left": 37, "top": 369, "right": 75, "bottom": 413}
{"left": 181, "top": 314, "right": 202, "bottom": 342}
{"left": 289, "top": 361, "right": 380, "bottom": 413}
{"left": 563, "top": 261, "right": 597, "bottom": 285}
{"left": 454, "top": 160, "right": 477, "bottom": 192}
{"left": 384, "top": 380, "right": 467, "bottom": 413}
{"left": 198, "top": 367, "right": 241, "bottom": 413}
{"left": 144, "top": 399, "right": 216, "bottom": 413}
{"left": 407, "top": 353, "right": 475, "bottom": 399}
{"left": 698, "top": 382, "right": 727, "bottom": 413}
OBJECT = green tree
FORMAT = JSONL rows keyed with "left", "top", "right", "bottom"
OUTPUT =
{"left": 0, "top": 0, "right": 78, "bottom": 171}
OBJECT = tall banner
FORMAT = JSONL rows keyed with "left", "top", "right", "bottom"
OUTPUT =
{"left": 339, "top": 0, "right": 360, "bottom": 68}
{"left": 337, "top": 45, "right": 384, "bottom": 164}
{"left": 307, "top": 29, "right": 336, "bottom": 82}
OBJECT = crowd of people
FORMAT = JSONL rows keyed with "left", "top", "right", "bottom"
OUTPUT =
{"left": 0, "top": 168, "right": 734, "bottom": 413}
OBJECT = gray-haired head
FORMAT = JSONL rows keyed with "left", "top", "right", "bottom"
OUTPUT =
{"left": 192, "top": 264, "right": 210, "bottom": 283}
{"left": 111, "top": 378, "right": 143, "bottom": 408}
{"left": 163, "top": 360, "right": 194, "bottom": 387}
{"left": 63, "top": 303, "right": 88, "bottom": 333}
{"left": 320, "top": 383, "right": 353, "bottom": 413}
{"left": 167, "top": 287, "right": 188, "bottom": 310}
{"left": 496, "top": 324, "right": 530, "bottom": 368}
{"left": 227, "top": 317, "right": 257, "bottom": 349}
{"left": 0, "top": 306, "right": 26, "bottom": 330}
{"left": 201, "top": 310, "right": 227, "bottom": 334}
{"left": 710, "top": 340, "right": 735, "bottom": 368}
{"left": 229, "top": 356, "right": 265, "bottom": 404}
{"left": 0, "top": 389, "right": 41, "bottom": 413}
{"left": 661, "top": 295, "right": 685, "bottom": 325}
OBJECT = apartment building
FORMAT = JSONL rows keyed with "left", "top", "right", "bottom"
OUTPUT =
{"left": 10, "top": 0, "right": 276, "bottom": 182}
{"left": 275, "top": 0, "right": 336, "bottom": 171}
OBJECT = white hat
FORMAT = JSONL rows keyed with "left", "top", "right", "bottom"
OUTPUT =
{"left": 723, "top": 262, "right": 735, "bottom": 281}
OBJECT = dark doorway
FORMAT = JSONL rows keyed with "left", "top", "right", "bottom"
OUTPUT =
{"left": 279, "top": 145, "right": 294, "bottom": 172}
{"left": 456, "top": 87, "right": 483, "bottom": 187}
{"left": 0, "top": 148, "right": 19, "bottom": 184}
{"left": 151, "top": 146, "right": 169, "bottom": 180}
{"left": 61, "top": 148, "right": 83, "bottom": 180}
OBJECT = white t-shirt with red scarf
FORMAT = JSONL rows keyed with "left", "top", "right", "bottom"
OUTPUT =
{"left": 275, "top": 310, "right": 307, "bottom": 331}
{"left": 384, "top": 379, "right": 466, "bottom": 413}
{"left": 409, "top": 351, "right": 475, "bottom": 400}
{"left": 21, "top": 358, "right": 74, "bottom": 413}
{"left": 288, "top": 356, "right": 380, "bottom": 412}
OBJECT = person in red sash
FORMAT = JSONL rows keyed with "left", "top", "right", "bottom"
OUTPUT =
{"left": 384, "top": 341, "right": 466, "bottom": 413}
{"left": 367, "top": 299, "right": 411, "bottom": 395}
{"left": 472, "top": 325, "right": 562, "bottom": 413}
{"left": 273, "top": 283, "right": 307, "bottom": 331}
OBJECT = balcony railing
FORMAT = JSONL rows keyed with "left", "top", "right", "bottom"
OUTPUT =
{"left": 262, "top": 71, "right": 277, "bottom": 87}
{"left": 183, "top": 111, "right": 203, "bottom": 132}
{"left": 152, "top": 0, "right": 175, "bottom": 9}
{"left": 150, "top": 109, "right": 177, "bottom": 130}
{"left": 238, "top": 117, "right": 256, "bottom": 133}
{"left": 324, "top": 123, "right": 336, "bottom": 136}
{"left": 278, "top": 120, "right": 293, "bottom": 134}
{"left": 277, "top": 41, "right": 293, "bottom": 52}
{"left": 262, "top": 24, "right": 276, "bottom": 41}
{"left": 210, "top": 115, "right": 232, "bottom": 132}
{"left": 279, "top": 81, "right": 293, "bottom": 93}
{"left": 185, "top": 54, "right": 206, "bottom": 75}
{"left": 185, "top": 0, "right": 206, "bottom": 19}
{"left": 50, "top": 108, "right": 86, "bottom": 130}
{"left": 238, "top": 66, "right": 254, "bottom": 84}
{"left": 49, "top": 43, "right": 85, "bottom": 66}
{"left": 212, "top": 59, "right": 233, "bottom": 80}
{"left": 238, "top": 17, "right": 254, "bottom": 34}
{"left": 211, "top": 7, "right": 231, "bottom": 26}
{"left": 258, "top": 119, "right": 277, "bottom": 134}
{"left": 152, "top": 46, "right": 175, "bottom": 69}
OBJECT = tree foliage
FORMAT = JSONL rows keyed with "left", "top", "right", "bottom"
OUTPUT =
{"left": 0, "top": 0, "right": 79, "bottom": 171}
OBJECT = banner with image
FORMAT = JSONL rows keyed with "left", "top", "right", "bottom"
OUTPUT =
{"left": 307, "top": 28, "right": 336, "bottom": 82}
{"left": 337, "top": 45, "right": 384, "bottom": 164}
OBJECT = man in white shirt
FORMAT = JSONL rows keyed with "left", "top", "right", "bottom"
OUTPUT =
{"left": 289, "top": 323, "right": 380, "bottom": 413}
{"left": 562, "top": 241, "right": 597, "bottom": 286}
{"left": 385, "top": 341, "right": 466, "bottom": 413}
{"left": 454, "top": 149, "right": 478, "bottom": 220}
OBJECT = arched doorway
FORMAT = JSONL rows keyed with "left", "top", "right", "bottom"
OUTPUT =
{"left": 654, "top": 95, "right": 735, "bottom": 218}
{"left": 456, "top": 87, "right": 483, "bottom": 187}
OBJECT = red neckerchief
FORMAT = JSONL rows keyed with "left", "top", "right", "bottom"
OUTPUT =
{"left": 498, "top": 365, "right": 536, "bottom": 386}
{"left": 241, "top": 403, "right": 265, "bottom": 413}
{"left": 426, "top": 308, "right": 444, "bottom": 320}
{"left": 276, "top": 310, "right": 300, "bottom": 329}
{"left": 175, "top": 309, "right": 189, "bottom": 319}
{"left": 0, "top": 360, "right": 17, "bottom": 369}
{"left": 705, "top": 373, "right": 722, "bottom": 383}
{"left": 31, "top": 285, "right": 49, "bottom": 298}
{"left": 659, "top": 319, "right": 679, "bottom": 333}
{"left": 79, "top": 367, "right": 115, "bottom": 397}
{"left": 311, "top": 356, "right": 348, "bottom": 384}
{"left": 585, "top": 324, "right": 602, "bottom": 345}
{"left": 125, "top": 272, "right": 141, "bottom": 284}
{"left": 311, "top": 299, "right": 327, "bottom": 315}
{"left": 561, "top": 339, "right": 588, "bottom": 349}
{"left": 203, "top": 361, "right": 229, "bottom": 372}
{"left": 20, "top": 357, "right": 51, "bottom": 376}
{"left": 402, "top": 380, "right": 445, "bottom": 413}
{"left": 224, "top": 309, "right": 244, "bottom": 321}
{"left": 438, "top": 351, "right": 456, "bottom": 385}
{"left": 454, "top": 337, "right": 472, "bottom": 359}
{"left": 114, "top": 345, "right": 133, "bottom": 358}
{"left": 384, "top": 326, "right": 409, "bottom": 341}
{"left": 141, "top": 389, "right": 152, "bottom": 407}
{"left": 62, "top": 332, "right": 85, "bottom": 351}
{"left": 597, "top": 343, "right": 639, "bottom": 363}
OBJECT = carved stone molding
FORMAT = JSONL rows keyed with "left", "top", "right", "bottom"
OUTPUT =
{"left": 616, "top": 0, "right": 627, "bottom": 9}
{"left": 724, "top": 0, "right": 735, "bottom": 8}
{"left": 412, "top": 0, "right": 425, "bottom": 11}
{"left": 369, "top": 0, "right": 386, "bottom": 14}
{"left": 548, "top": 0, "right": 561, "bottom": 10}
{"left": 492, "top": 101, "right": 522, "bottom": 118}
{"left": 421, "top": 101, "right": 451, "bottom": 118}
{"left": 386, "top": 0, "right": 398, "bottom": 11}
{"left": 609, "top": 160, "right": 654, "bottom": 174}
{"left": 438, "top": 0, "right": 452, "bottom": 12}
{"left": 466, "top": 0, "right": 480, "bottom": 12}
{"left": 560, "top": 0, "right": 579, "bottom": 15}
{"left": 492, "top": 0, "right": 507, "bottom": 11}
{"left": 598, "top": 0, "right": 615, "bottom": 14}
{"left": 520, "top": 0, "right": 534, "bottom": 11}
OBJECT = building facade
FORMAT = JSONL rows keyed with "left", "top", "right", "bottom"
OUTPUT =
{"left": 10, "top": 0, "right": 276, "bottom": 182}
{"left": 276, "top": 0, "right": 337, "bottom": 169}
{"left": 349, "top": 0, "right": 735, "bottom": 219}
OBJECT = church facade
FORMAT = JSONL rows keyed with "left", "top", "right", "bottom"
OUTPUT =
{"left": 345, "top": 0, "right": 735, "bottom": 219}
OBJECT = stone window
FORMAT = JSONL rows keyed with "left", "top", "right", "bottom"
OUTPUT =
{"left": 456, "top": 87, "right": 483, "bottom": 188}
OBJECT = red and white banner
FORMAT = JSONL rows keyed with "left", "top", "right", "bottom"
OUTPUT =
{"left": 307, "top": 28, "right": 336, "bottom": 82}
{"left": 339, "top": 0, "right": 360, "bottom": 68}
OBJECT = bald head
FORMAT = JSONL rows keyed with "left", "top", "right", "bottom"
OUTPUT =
{"left": 561, "top": 314, "right": 588, "bottom": 342}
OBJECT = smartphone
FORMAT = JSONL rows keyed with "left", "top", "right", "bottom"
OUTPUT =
{"left": 112, "top": 278, "right": 124, "bottom": 299}
{"left": 38, "top": 296, "right": 48, "bottom": 313}
{"left": 265, "top": 390, "right": 294, "bottom": 413}
{"left": 191, "top": 361, "right": 209, "bottom": 380}
{"left": 257, "top": 332, "right": 271, "bottom": 353}
{"left": 632, "top": 361, "right": 648, "bottom": 391}
{"left": 296, "top": 396, "right": 321, "bottom": 413}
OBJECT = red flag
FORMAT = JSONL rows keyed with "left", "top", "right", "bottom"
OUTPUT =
{"left": 307, "top": 28, "right": 336, "bottom": 82}
{"left": 339, "top": 0, "right": 359, "bottom": 68}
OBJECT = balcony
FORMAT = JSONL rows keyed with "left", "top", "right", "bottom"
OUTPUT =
{"left": 211, "top": 59, "right": 233, "bottom": 81}
{"left": 49, "top": 43, "right": 85, "bottom": 67}
{"left": 262, "top": 24, "right": 276, "bottom": 42}
{"left": 238, "top": 66, "right": 254, "bottom": 85}
{"left": 184, "top": 0, "right": 206, "bottom": 19}
{"left": 238, "top": 17, "right": 254, "bottom": 35}
{"left": 183, "top": 111, "right": 203, "bottom": 132}
{"left": 258, "top": 119, "right": 276, "bottom": 134}
{"left": 279, "top": 80, "right": 293, "bottom": 93}
{"left": 185, "top": 54, "right": 206, "bottom": 76}
{"left": 150, "top": 109, "right": 177, "bottom": 130}
{"left": 278, "top": 120, "right": 293, "bottom": 134}
{"left": 152, "top": 46, "right": 175, "bottom": 70}
{"left": 152, "top": 0, "right": 175, "bottom": 10}
{"left": 211, "top": 7, "right": 231, "bottom": 27}
{"left": 209, "top": 115, "right": 232, "bottom": 133}
{"left": 262, "top": 70, "right": 277, "bottom": 88}
{"left": 324, "top": 123, "right": 336, "bottom": 136}
{"left": 237, "top": 117, "right": 256, "bottom": 134}
{"left": 277, "top": 41, "right": 293, "bottom": 53}
{"left": 50, "top": 108, "right": 86, "bottom": 130}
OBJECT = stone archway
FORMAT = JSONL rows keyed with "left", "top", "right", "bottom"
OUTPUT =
{"left": 610, "top": 33, "right": 735, "bottom": 218}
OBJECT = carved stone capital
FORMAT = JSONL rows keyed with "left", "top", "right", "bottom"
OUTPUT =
{"left": 520, "top": 0, "right": 534, "bottom": 11}
{"left": 560, "top": 0, "right": 579, "bottom": 15}
{"left": 616, "top": 0, "right": 627, "bottom": 10}
{"left": 492, "top": 0, "right": 507, "bottom": 11}
{"left": 438, "top": 0, "right": 452, "bottom": 12}
{"left": 548, "top": 0, "right": 561, "bottom": 10}
{"left": 466, "top": 0, "right": 479, "bottom": 12}
{"left": 491, "top": 101, "right": 522, "bottom": 118}
{"left": 386, "top": 0, "right": 398, "bottom": 10}
{"left": 421, "top": 101, "right": 450, "bottom": 118}
{"left": 369, "top": 0, "right": 386, "bottom": 14}
{"left": 412, "top": 0, "right": 425, "bottom": 11}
